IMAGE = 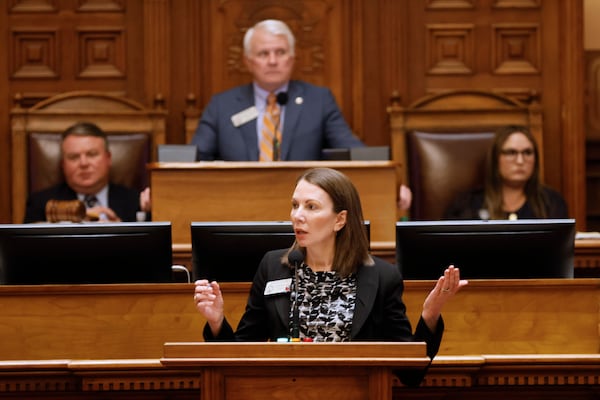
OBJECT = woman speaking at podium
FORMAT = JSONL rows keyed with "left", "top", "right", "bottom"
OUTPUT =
{"left": 193, "top": 167, "right": 467, "bottom": 384}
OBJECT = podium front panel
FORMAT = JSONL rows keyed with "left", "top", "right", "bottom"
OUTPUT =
{"left": 149, "top": 161, "right": 398, "bottom": 246}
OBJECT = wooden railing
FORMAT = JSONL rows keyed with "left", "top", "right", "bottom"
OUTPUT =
{"left": 1, "top": 279, "right": 599, "bottom": 398}
{"left": 1, "top": 279, "right": 599, "bottom": 360}
{"left": 1, "top": 356, "right": 599, "bottom": 399}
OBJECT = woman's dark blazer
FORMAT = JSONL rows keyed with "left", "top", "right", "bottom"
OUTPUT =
{"left": 444, "top": 186, "right": 569, "bottom": 220}
{"left": 203, "top": 248, "right": 444, "bottom": 359}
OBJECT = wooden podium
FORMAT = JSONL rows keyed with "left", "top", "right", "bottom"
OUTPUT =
{"left": 161, "top": 341, "right": 428, "bottom": 400}
{"left": 149, "top": 161, "right": 398, "bottom": 248}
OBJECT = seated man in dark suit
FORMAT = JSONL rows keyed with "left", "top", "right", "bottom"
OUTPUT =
{"left": 24, "top": 121, "right": 150, "bottom": 223}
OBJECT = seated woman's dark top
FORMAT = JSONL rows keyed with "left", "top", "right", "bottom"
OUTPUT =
{"left": 444, "top": 186, "right": 568, "bottom": 220}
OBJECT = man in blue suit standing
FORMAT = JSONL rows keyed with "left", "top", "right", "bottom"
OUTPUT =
{"left": 190, "top": 19, "right": 413, "bottom": 210}
{"left": 190, "top": 19, "right": 364, "bottom": 161}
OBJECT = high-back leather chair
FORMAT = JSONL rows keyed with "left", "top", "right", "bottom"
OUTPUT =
{"left": 407, "top": 131, "right": 495, "bottom": 220}
{"left": 11, "top": 91, "right": 167, "bottom": 223}
{"left": 388, "top": 89, "right": 543, "bottom": 220}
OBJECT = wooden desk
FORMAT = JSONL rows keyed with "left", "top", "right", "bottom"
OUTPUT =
{"left": 1, "top": 279, "right": 598, "bottom": 360}
{"left": 149, "top": 161, "right": 398, "bottom": 246}
{"left": 162, "top": 342, "right": 428, "bottom": 400}
{"left": 574, "top": 238, "right": 600, "bottom": 276}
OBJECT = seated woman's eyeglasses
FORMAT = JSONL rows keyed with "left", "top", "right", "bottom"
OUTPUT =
{"left": 500, "top": 148, "right": 534, "bottom": 160}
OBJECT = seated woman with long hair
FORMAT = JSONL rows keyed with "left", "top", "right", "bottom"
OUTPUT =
{"left": 444, "top": 125, "right": 568, "bottom": 220}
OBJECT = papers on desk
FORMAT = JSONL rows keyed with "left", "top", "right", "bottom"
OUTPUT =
{"left": 575, "top": 231, "right": 600, "bottom": 240}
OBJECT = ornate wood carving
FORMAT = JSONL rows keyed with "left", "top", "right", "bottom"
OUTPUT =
{"left": 10, "top": 28, "right": 59, "bottom": 78}
{"left": 77, "top": 0, "right": 124, "bottom": 12}
{"left": 8, "top": 0, "right": 57, "bottom": 13}
{"left": 493, "top": 0, "right": 541, "bottom": 8}
{"left": 426, "top": 0, "right": 475, "bottom": 9}
{"left": 76, "top": 27, "right": 125, "bottom": 78}
{"left": 426, "top": 24, "right": 474, "bottom": 75}
{"left": 214, "top": 1, "right": 333, "bottom": 83}
{"left": 492, "top": 23, "right": 540, "bottom": 74}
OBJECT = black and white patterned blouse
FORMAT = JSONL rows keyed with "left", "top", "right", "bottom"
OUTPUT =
{"left": 289, "top": 263, "right": 357, "bottom": 341}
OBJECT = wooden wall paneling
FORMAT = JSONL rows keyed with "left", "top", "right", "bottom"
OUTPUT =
{"left": 586, "top": 52, "right": 600, "bottom": 141}
{"left": 342, "top": 1, "right": 364, "bottom": 141}
{"left": 124, "top": 0, "right": 145, "bottom": 105}
{"left": 343, "top": 0, "right": 362, "bottom": 141}
{"left": 143, "top": 0, "right": 170, "bottom": 137}
{"left": 359, "top": 0, "right": 397, "bottom": 147}
{"left": 404, "top": 1, "right": 427, "bottom": 103}
{"left": 557, "top": 0, "right": 587, "bottom": 230}
{"left": 586, "top": 51, "right": 600, "bottom": 229}
{"left": 169, "top": 0, "right": 202, "bottom": 144}
{"left": 539, "top": 1, "right": 568, "bottom": 215}
{"left": 190, "top": 0, "right": 251, "bottom": 137}
{"left": 0, "top": 8, "right": 9, "bottom": 223}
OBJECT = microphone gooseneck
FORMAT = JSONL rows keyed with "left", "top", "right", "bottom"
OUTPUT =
{"left": 272, "top": 92, "right": 288, "bottom": 161}
{"left": 288, "top": 249, "right": 304, "bottom": 340}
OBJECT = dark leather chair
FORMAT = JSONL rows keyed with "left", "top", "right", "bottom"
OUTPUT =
{"left": 388, "top": 89, "right": 543, "bottom": 220}
{"left": 11, "top": 91, "right": 167, "bottom": 223}
{"left": 28, "top": 132, "right": 151, "bottom": 195}
{"left": 407, "top": 131, "right": 495, "bottom": 220}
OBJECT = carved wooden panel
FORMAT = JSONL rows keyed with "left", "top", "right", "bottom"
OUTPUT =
{"left": 492, "top": 23, "right": 540, "bottom": 74}
{"left": 10, "top": 28, "right": 59, "bottom": 78}
{"left": 76, "top": 27, "right": 125, "bottom": 78}
{"left": 77, "top": 0, "right": 125, "bottom": 12}
{"left": 426, "top": 24, "right": 474, "bottom": 75}
{"left": 586, "top": 51, "right": 600, "bottom": 139}
{"left": 493, "top": 0, "right": 541, "bottom": 8}
{"left": 426, "top": 0, "right": 475, "bottom": 9}
{"left": 8, "top": 0, "right": 57, "bottom": 13}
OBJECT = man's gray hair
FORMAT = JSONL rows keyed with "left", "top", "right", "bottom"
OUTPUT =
{"left": 243, "top": 19, "right": 295, "bottom": 56}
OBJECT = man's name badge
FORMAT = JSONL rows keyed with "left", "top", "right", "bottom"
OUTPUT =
{"left": 264, "top": 278, "right": 292, "bottom": 296}
{"left": 231, "top": 106, "right": 258, "bottom": 127}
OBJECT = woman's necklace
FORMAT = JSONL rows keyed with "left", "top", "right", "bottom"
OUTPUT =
{"left": 503, "top": 191, "right": 526, "bottom": 219}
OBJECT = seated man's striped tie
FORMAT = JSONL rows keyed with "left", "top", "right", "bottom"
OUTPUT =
{"left": 259, "top": 92, "right": 282, "bottom": 161}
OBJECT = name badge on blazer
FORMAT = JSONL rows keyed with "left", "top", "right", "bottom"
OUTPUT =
{"left": 264, "top": 278, "right": 292, "bottom": 296}
{"left": 231, "top": 106, "right": 258, "bottom": 127}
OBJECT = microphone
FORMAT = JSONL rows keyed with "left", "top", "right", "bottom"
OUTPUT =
{"left": 288, "top": 249, "right": 304, "bottom": 341}
{"left": 272, "top": 92, "right": 288, "bottom": 161}
{"left": 276, "top": 92, "right": 288, "bottom": 106}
